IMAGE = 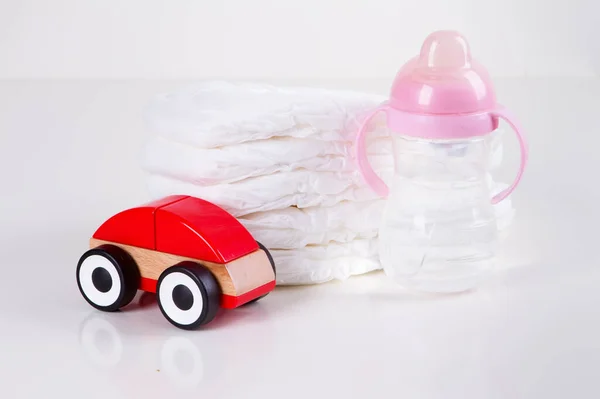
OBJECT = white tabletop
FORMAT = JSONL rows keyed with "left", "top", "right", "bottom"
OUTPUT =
{"left": 1, "top": 78, "right": 599, "bottom": 399}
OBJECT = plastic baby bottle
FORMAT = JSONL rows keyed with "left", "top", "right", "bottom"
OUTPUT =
{"left": 355, "top": 30, "right": 528, "bottom": 293}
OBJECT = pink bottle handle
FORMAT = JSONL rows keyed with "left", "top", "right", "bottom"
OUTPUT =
{"left": 490, "top": 106, "right": 529, "bottom": 204}
{"left": 355, "top": 103, "right": 528, "bottom": 203}
{"left": 355, "top": 102, "right": 391, "bottom": 197}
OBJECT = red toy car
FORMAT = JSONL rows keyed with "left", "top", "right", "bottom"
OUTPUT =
{"left": 76, "top": 195, "right": 276, "bottom": 329}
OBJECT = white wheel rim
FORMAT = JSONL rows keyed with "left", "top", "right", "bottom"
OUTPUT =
{"left": 158, "top": 272, "right": 204, "bottom": 326}
{"left": 79, "top": 254, "right": 122, "bottom": 307}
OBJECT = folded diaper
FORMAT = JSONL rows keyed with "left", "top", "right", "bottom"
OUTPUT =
{"left": 141, "top": 81, "right": 515, "bottom": 285}
{"left": 142, "top": 135, "right": 393, "bottom": 185}
{"left": 271, "top": 238, "right": 381, "bottom": 285}
{"left": 143, "top": 169, "right": 393, "bottom": 217}
{"left": 239, "top": 200, "right": 383, "bottom": 249}
{"left": 143, "top": 81, "right": 389, "bottom": 148}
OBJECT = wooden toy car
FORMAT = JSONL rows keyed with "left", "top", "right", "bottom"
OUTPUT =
{"left": 76, "top": 195, "right": 276, "bottom": 329}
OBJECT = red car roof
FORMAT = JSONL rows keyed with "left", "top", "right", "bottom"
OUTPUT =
{"left": 92, "top": 195, "right": 259, "bottom": 263}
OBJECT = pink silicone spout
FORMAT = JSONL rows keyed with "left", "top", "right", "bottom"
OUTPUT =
{"left": 389, "top": 30, "right": 497, "bottom": 115}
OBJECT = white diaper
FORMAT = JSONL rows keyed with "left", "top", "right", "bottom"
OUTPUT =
{"left": 238, "top": 200, "right": 384, "bottom": 250}
{"left": 141, "top": 135, "right": 393, "bottom": 185}
{"left": 143, "top": 80, "right": 389, "bottom": 148}
{"left": 270, "top": 238, "right": 381, "bottom": 285}
{"left": 143, "top": 169, "right": 393, "bottom": 217}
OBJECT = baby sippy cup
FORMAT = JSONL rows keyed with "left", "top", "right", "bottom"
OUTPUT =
{"left": 355, "top": 30, "right": 528, "bottom": 293}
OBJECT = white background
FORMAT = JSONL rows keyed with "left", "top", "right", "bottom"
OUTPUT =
{"left": 1, "top": 2, "right": 600, "bottom": 399}
{"left": 0, "top": 0, "right": 598, "bottom": 79}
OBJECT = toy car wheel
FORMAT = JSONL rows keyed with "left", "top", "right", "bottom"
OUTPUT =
{"left": 157, "top": 262, "right": 221, "bottom": 330}
{"left": 76, "top": 244, "right": 140, "bottom": 312}
{"left": 243, "top": 241, "right": 276, "bottom": 306}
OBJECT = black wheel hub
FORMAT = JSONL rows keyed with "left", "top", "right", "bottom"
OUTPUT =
{"left": 172, "top": 284, "right": 194, "bottom": 311}
{"left": 92, "top": 267, "right": 113, "bottom": 293}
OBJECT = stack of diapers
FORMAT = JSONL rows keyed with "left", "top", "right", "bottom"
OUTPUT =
{"left": 140, "top": 81, "right": 514, "bottom": 285}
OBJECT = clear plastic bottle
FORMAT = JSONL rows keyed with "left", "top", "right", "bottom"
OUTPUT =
{"left": 379, "top": 135, "right": 499, "bottom": 292}
{"left": 355, "top": 31, "right": 528, "bottom": 293}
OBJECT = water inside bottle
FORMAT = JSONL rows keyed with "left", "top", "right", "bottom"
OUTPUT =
{"left": 379, "top": 135, "right": 499, "bottom": 293}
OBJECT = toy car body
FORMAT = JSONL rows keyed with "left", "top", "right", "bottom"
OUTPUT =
{"left": 76, "top": 195, "right": 276, "bottom": 329}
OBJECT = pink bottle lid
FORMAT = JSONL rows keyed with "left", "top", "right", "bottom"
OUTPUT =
{"left": 390, "top": 30, "right": 496, "bottom": 116}
{"left": 354, "top": 30, "right": 528, "bottom": 202}
{"left": 384, "top": 30, "right": 501, "bottom": 139}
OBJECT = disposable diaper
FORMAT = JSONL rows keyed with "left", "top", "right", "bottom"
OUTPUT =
{"left": 143, "top": 168, "right": 393, "bottom": 217}
{"left": 238, "top": 200, "right": 383, "bottom": 250}
{"left": 143, "top": 81, "right": 389, "bottom": 148}
{"left": 141, "top": 135, "right": 393, "bottom": 186}
{"left": 270, "top": 238, "right": 381, "bottom": 285}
